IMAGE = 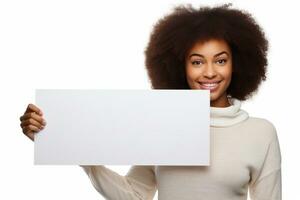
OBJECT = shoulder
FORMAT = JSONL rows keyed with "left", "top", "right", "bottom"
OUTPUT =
{"left": 247, "top": 117, "right": 276, "bottom": 131}
{"left": 243, "top": 117, "right": 278, "bottom": 141}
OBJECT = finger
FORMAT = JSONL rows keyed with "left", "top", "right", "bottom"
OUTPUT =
{"left": 20, "top": 112, "right": 44, "bottom": 124}
{"left": 25, "top": 103, "right": 43, "bottom": 115}
{"left": 22, "top": 126, "right": 34, "bottom": 135}
{"left": 23, "top": 127, "right": 35, "bottom": 141}
{"left": 21, "top": 118, "right": 44, "bottom": 129}
{"left": 28, "top": 124, "right": 40, "bottom": 133}
{"left": 20, "top": 112, "right": 46, "bottom": 125}
{"left": 23, "top": 124, "right": 40, "bottom": 134}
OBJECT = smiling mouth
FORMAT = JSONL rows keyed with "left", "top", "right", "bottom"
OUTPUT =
{"left": 198, "top": 81, "right": 221, "bottom": 90}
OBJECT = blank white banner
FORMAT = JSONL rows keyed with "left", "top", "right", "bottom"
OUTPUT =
{"left": 34, "top": 89, "right": 210, "bottom": 165}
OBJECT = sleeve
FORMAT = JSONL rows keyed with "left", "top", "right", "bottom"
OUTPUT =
{"left": 81, "top": 165, "right": 157, "bottom": 200}
{"left": 249, "top": 130, "right": 282, "bottom": 200}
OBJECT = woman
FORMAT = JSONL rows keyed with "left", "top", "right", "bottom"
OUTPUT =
{"left": 19, "top": 3, "right": 281, "bottom": 200}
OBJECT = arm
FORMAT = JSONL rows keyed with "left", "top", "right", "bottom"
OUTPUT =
{"left": 81, "top": 165, "right": 157, "bottom": 200}
{"left": 249, "top": 132, "right": 282, "bottom": 200}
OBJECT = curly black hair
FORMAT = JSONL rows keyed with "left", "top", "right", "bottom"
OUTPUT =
{"left": 144, "top": 3, "right": 268, "bottom": 100}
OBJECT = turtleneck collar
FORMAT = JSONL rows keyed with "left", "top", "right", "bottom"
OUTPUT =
{"left": 210, "top": 98, "right": 249, "bottom": 127}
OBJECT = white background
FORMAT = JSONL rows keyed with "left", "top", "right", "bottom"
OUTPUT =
{"left": 0, "top": 0, "right": 299, "bottom": 199}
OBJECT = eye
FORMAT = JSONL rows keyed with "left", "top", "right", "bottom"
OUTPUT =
{"left": 216, "top": 59, "right": 227, "bottom": 65}
{"left": 191, "top": 60, "right": 203, "bottom": 66}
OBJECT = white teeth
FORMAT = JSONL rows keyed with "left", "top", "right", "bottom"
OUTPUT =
{"left": 201, "top": 83, "right": 217, "bottom": 87}
{"left": 200, "top": 82, "right": 219, "bottom": 87}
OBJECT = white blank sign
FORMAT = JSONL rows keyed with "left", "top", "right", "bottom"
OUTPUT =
{"left": 34, "top": 89, "right": 210, "bottom": 165}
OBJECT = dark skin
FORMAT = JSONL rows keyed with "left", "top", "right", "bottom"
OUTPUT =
{"left": 20, "top": 104, "right": 46, "bottom": 141}
{"left": 185, "top": 39, "right": 232, "bottom": 107}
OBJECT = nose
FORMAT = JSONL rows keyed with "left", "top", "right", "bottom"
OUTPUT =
{"left": 203, "top": 63, "right": 217, "bottom": 79}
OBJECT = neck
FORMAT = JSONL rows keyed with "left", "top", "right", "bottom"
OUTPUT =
{"left": 210, "top": 93, "right": 230, "bottom": 108}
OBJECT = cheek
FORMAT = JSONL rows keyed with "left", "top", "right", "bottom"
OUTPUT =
{"left": 224, "top": 70, "right": 232, "bottom": 83}
{"left": 221, "top": 70, "right": 232, "bottom": 92}
{"left": 186, "top": 65, "right": 200, "bottom": 80}
{"left": 221, "top": 64, "right": 232, "bottom": 83}
{"left": 185, "top": 66, "right": 199, "bottom": 88}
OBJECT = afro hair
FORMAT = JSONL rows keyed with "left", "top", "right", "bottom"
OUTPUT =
{"left": 144, "top": 3, "right": 269, "bottom": 100}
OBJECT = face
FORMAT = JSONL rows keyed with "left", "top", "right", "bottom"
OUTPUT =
{"left": 185, "top": 39, "right": 232, "bottom": 107}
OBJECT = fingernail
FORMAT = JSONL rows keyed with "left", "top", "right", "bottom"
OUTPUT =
{"left": 40, "top": 126, "right": 44, "bottom": 130}
{"left": 43, "top": 120, "right": 47, "bottom": 125}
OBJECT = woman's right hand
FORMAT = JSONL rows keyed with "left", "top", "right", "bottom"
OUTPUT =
{"left": 19, "top": 104, "right": 47, "bottom": 141}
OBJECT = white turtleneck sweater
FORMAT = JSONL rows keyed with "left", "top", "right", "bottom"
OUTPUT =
{"left": 81, "top": 99, "right": 282, "bottom": 200}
